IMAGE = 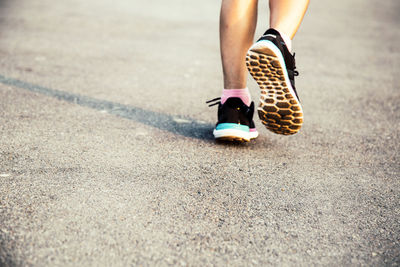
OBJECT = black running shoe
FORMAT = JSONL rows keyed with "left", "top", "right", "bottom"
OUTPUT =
{"left": 246, "top": 28, "right": 303, "bottom": 135}
{"left": 207, "top": 97, "right": 258, "bottom": 142}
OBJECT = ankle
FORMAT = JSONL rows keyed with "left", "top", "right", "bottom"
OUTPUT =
{"left": 277, "top": 31, "right": 292, "bottom": 52}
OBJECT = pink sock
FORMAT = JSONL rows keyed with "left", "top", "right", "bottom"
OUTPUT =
{"left": 221, "top": 88, "right": 251, "bottom": 106}
{"left": 279, "top": 32, "right": 292, "bottom": 52}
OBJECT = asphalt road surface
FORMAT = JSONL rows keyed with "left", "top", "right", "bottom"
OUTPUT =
{"left": 1, "top": 0, "right": 399, "bottom": 266}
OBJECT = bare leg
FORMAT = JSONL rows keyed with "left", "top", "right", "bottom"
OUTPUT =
{"left": 220, "top": 0, "right": 258, "bottom": 89}
{"left": 269, "top": 0, "right": 309, "bottom": 39}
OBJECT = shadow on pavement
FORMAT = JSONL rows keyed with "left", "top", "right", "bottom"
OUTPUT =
{"left": 0, "top": 75, "right": 214, "bottom": 141}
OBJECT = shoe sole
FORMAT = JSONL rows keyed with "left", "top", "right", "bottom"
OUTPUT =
{"left": 246, "top": 40, "right": 303, "bottom": 135}
{"left": 213, "top": 128, "right": 251, "bottom": 142}
{"left": 249, "top": 130, "right": 259, "bottom": 140}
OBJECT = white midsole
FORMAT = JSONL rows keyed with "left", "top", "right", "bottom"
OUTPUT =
{"left": 213, "top": 129, "right": 250, "bottom": 141}
{"left": 213, "top": 129, "right": 259, "bottom": 140}
{"left": 249, "top": 40, "right": 303, "bottom": 111}
{"left": 249, "top": 130, "right": 259, "bottom": 139}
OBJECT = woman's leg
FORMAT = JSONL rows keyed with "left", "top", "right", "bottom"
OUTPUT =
{"left": 220, "top": 0, "right": 258, "bottom": 89}
{"left": 269, "top": 0, "right": 309, "bottom": 39}
{"left": 219, "top": 0, "right": 309, "bottom": 89}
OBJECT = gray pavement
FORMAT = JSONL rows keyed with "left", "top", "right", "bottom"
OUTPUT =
{"left": 0, "top": 0, "right": 399, "bottom": 266}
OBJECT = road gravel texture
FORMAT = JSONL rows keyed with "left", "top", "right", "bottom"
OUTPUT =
{"left": 0, "top": 0, "right": 399, "bottom": 266}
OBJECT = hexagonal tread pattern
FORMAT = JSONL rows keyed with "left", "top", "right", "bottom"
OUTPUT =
{"left": 246, "top": 50, "right": 303, "bottom": 135}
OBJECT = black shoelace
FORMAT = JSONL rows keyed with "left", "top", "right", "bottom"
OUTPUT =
{"left": 206, "top": 97, "right": 221, "bottom": 107}
{"left": 292, "top": 53, "right": 299, "bottom": 77}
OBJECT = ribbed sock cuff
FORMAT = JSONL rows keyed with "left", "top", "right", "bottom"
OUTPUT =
{"left": 221, "top": 88, "right": 251, "bottom": 106}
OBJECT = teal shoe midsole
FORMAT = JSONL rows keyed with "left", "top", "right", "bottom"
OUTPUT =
{"left": 215, "top": 123, "right": 249, "bottom": 132}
